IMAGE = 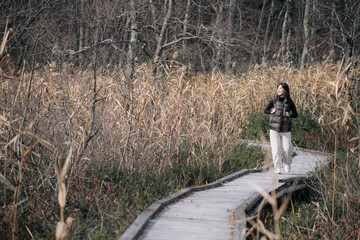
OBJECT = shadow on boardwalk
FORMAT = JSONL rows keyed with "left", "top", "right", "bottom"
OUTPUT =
{"left": 119, "top": 141, "right": 331, "bottom": 240}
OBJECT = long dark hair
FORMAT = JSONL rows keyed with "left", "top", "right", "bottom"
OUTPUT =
{"left": 276, "top": 82, "right": 291, "bottom": 100}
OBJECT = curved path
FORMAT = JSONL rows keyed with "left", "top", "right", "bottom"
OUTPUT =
{"left": 119, "top": 141, "right": 331, "bottom": 240}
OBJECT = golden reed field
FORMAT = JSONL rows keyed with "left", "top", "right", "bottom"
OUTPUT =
{"left": 1, "top": 42, "right": 359, "bottom": 239}
{"left": 2, "top": 59, "right": 358, "bottom": 168}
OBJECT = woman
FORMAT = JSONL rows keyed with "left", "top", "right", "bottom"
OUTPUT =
{"left": 264, "top": 82, "right": 298, "bottom": 174}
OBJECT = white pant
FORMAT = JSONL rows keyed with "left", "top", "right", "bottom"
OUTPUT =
{"left": 270, "top": 130, "right": 292, "bottom": 169}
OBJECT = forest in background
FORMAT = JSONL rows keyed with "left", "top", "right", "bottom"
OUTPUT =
{"left": 1, "top": 0, "right": 360, "bottom": 72}
{"left": 0, "top": 0, "right": 360, "bottom": 239}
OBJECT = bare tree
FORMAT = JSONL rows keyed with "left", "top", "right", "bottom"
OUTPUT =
{"left": 182, "top": 0, "right": 191, "bottom": 52}
{"left": 301, "top": 0, "right": 311, "bottom": 68}
{"left": 277, "top": 0, "right": 289, "bottom": 62}
{"left": 250, "top": 0, "right": 267, "bottom": 66}
{"left": 264, "top": 0, "right": 274, "bottom": 57}
{"left": 125, "top": 0, "right": 138, "bottom": 98}
{"left": 79, "top": 0, "right": 85, "bottom": 51}
{"left": 225, "top": 0, "right": 236, "bottom": 73}
{"left": 153, "top": 0, "right": 173, "bottom": 63}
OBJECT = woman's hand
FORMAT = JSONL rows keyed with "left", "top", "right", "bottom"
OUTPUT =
{"left": 285, "top": 112, "right": 290, "bottom": 117}
{"left": 271, "top": 108, "right": 276, "bottom": 114}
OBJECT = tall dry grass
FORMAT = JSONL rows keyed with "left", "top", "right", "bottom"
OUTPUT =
{"left": 1, "top": 37, "right": 359, "bottom": 238}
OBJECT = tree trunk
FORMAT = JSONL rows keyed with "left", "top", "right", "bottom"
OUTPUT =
{"left": 79, "top": 0, "right": 85, "bottom": 51}
{"left": 214, "top": 2, "right": 225, "bottom": 69}
{"left": 182, "top": 0, "right": 191, "bottom": 52}
{"left": 153, "top": 0, "right": 173, "bottom": 63}
{"left": 264, "top": 0, "right": 274, "bottom": 57}
{"left": 286, "top": 26, "right": 291, "bottom": 62}
{"left": 196, "top": 6, "right": 206, "bottom": 72}
{"left": 250, "top": 0, "right": 267, "bottom": 65}
{"left": 121, "top": 17, "right": 130, "bottom": 61}
{"left": 267, "top": 1, "right": 286, "bottom": 53}
{"left": 125, "top": 0, "right": 138, "bottom": 97}
{"left": 301, "top": 0, "right": 310, "bottom": 68}
{"left": 277, "top": 0, "right": 289, "bottom": 62}
{"left": 225, "top": 0, "right": 236, "bottom": 73}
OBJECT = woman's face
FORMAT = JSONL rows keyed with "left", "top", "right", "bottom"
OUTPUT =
{"left": 277, "top": 85, "right": 286, "bottom": 97}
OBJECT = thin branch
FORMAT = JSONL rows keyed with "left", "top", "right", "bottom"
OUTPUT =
{"left": 66, "top": 39, "right": 128, "bottom": 56}
{"left": 162, "top": 35, "right": 199, "bottom": 48}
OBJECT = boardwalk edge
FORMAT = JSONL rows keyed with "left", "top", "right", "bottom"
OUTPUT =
{"left": 119, "top": 169, "right": 256, "bottom": 240}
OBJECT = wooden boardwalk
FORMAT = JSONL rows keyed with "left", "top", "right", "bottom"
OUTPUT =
{"left": 119, "top": 142, "right": 331, "bottom": 240}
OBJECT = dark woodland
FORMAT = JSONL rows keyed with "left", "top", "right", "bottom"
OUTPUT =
{"left": 1, "top": 0, "right": 360, "bottom": 71}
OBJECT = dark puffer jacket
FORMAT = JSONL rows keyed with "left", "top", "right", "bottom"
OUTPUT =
{"left": 264, "top": 97, "right": 298, "bottom": 132}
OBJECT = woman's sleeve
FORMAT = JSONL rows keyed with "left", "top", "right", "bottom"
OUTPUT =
{"left": 264, "top": 100, "right": 274, "bottom": 114}
{"left": 290, "top": 101, "right": 298, "bottom": 118}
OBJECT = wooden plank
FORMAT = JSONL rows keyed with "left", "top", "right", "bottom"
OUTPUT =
{"left": 189, "top": 192, "right": 252, "bottom": 200}
{"left": 139, "top": 217, "right": 234, "bottom": 240}
{"left": 118, "top": 144, "right": 332, "bottom": 240}
{"left": 158, "top": 212, "right": 231, "bottom": 222}
{"left": 162, "top": 201, "right": 241, "bottom": 211}
{"left": 157, "top": 206, "right": 234, "bottom": 219}
{"left": 139, "top": 227, "right": 233, "bottom": 240}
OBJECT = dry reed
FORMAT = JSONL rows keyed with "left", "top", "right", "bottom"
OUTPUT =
{"left": 1, "top": 38, "right": 359, "bottom": 238}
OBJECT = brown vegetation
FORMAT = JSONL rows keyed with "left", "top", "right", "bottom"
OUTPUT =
{"left": 1, "top": 30, "right": 359, "bottom": 239}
